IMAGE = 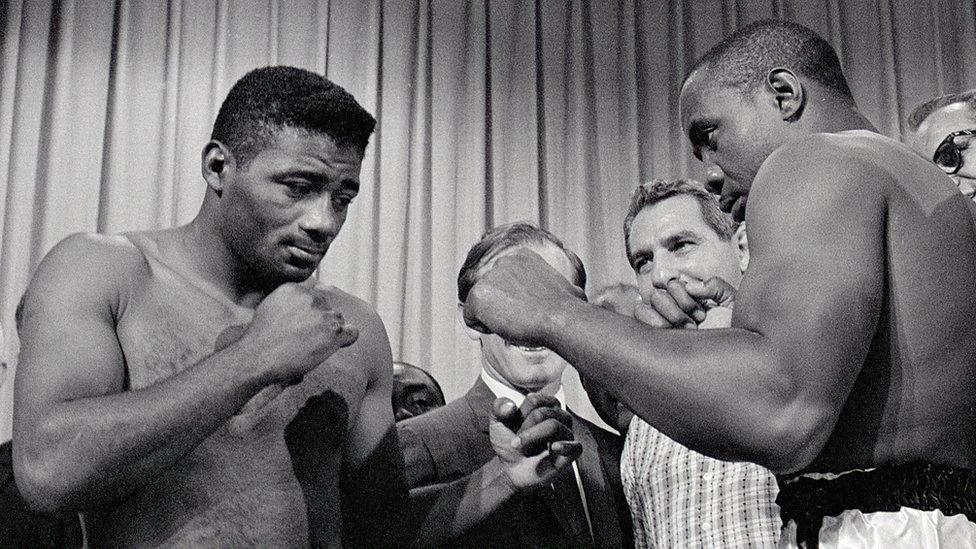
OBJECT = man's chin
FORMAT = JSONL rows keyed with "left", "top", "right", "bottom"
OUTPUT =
{"left": 730, "top": 196, "right": 747, "bottom": 222}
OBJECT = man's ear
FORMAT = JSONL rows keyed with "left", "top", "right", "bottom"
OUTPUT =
{"left": 457, "top": 303, "right": 484, "bottom": 341}
{"left": 202, "top": 141, "right": 233, "bottom": 196}
{"left": 735, "top": 223, "right": 750, "bottom": 272}
{"left": 765, "top": 68, "right": 805, "bottom": 122}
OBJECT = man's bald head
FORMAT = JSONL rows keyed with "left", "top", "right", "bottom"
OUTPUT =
{"left": 685, "top": 19, "right": 853, "bottom": 101}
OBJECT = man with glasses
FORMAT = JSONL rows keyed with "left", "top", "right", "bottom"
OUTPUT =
{"left": 906, "top": 90, "right": 976, "bottom": 202}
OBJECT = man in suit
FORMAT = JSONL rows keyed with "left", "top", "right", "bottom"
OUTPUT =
{"left": 398, "top": 222, "right": 633, "bottom": 548}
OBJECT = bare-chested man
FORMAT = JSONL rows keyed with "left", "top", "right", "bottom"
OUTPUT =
{"left": 12, "top": 66, "right": 580, "bottom": 547}
{"left": 462, "top": 21, "right": 976, "bottom": 548}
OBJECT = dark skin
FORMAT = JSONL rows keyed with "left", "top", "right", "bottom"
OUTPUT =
{"left": 13, "top": 127, "right": 582, "bottom": 546}
{"left": 464, "top": 68, "right": 976, "bottom": 476}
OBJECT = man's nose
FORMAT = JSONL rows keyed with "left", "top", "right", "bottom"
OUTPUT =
{"left": 650, "top": 259, "right": 680, "bottom": 290}
{"left": 702, "top": 160, "right": 725, "bottom": 196}
{"left": 298, "top": 196, "right": 341, "bottom": 239}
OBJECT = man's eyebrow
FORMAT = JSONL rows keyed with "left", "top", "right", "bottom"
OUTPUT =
{"left": 661, "top": 230, "right": 700, "bottom": 247}
{"left": 278, "top": 170, "right": 360, "bottom": 193}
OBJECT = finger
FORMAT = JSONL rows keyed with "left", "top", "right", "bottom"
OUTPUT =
{"left": 549, "top": 440, "right": 583, "bottom": 472}
{"left": 518, "top": 393, "right": 561, "bottom": 425}
{"left": 492, "top": 397, "right": 524, "bottom": 434}
{"left": 515, "top": 419, "right": 574, "bottom": 455}
{"left": 633, "top": 302, "right": 672, "bottom": 328}
{"left": 647, "top": 288, "right": 698, "bottom": 329}
{"left": 665, "top": 279, "right": 707, "bottom": 322}
{"left": 686, "top": 277, "right": 736, "bottom": 308}
{"left": 339, "top": 323, "right": 359, "bottom": 347}
{"left": 521, "top": 405, "right": 573, "bottom": 432}
{"left": 461, "top": 299, "right": 491, "bottom": 334}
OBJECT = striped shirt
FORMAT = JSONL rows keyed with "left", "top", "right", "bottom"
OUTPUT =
{"left": 621, "top": 417, "right": 781, "bottom": 548}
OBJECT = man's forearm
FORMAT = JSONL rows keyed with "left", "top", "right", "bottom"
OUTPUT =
{"left": 541, "top": 299, "right": 803, "bottom": 468}
{"left": 15, "top": 344, "right": 272, "bottom": 511}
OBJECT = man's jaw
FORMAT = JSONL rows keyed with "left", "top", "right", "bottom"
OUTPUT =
{"left": 720, "top": 194, "right": 748, "bottom": 222}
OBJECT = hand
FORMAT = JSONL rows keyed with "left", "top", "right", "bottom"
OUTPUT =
{"left": 489, "top": 394, "right": 582, "bottom": 490}
{"left": 463, "top": 249, "right": 586, "bottom": 344}
{"left": 243, "top": 281, "right": 359, "bottom": 384}
{"left": 687, "top": 277, "right": 736, "bottom": 329}
{"left": 635, "top": 277, "right": 736, "bottom": 330}
{"left": 635, "top": 279, "right": 706, "bottom": 329}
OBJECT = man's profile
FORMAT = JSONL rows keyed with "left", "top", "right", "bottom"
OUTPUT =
{"left": 461, "top": 20, "right": 976, "bottom": 547}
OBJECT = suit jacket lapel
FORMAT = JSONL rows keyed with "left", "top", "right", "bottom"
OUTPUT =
{"left": 572, "top": 414, "right": 625, "bottom": 548}
{"left": 464, "top": 377, "right": 496, "bottom": 435}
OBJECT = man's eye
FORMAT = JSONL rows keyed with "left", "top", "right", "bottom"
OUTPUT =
{"left": 633, "top": 257, "right": 653, "bottom": 274}
{"left": 283, "top": 181, "right": 311, "bottom": 196}
{"left": 333, "top": 194, "right": 354, "bottom": 209}
{"left": 673, "top": 241, "right": 694, "bottom": 252}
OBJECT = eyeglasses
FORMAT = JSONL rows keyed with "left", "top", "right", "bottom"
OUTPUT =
{"left": 932, "top": 129, "right": 976, "bottom": 175}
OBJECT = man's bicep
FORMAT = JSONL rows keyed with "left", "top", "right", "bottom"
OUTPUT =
{"left": 735, "top": 147, "right": 887, "bottom": 408}
{"left": 343, "top": 308, "right": 397, "bottom": 469}
{"left": 14, "top": 236, "right": 128, "bottom": 425}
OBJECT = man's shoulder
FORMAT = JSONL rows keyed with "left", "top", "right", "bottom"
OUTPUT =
{"left": 764, "top": 131, "right": 895, "bottom": 175}
{"left": 398, "top": 385, "right": 493, "bottom": 486}
{"left": 313, "top": 285, "right": 384, "bottom": 334}
{"left": 24, "top": 232, "right": 145, "bottom": 308}
{"left": 398, "top": 390, "right": 482, "bottom": 439}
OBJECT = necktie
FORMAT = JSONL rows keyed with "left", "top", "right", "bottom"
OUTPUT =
{"left": 552, "top": 466, "right": 593, "bottom": 543}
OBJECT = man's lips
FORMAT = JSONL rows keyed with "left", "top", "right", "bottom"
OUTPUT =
{"left": 287, "top": 244, "right": 327, "bottom": 264}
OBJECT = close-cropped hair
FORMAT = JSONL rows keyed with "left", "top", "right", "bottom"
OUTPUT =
{"left": 211, "top": 66, "right": 376, "bottom": 168}
{"left": 623, "top": 179, "right": 737, "bottom": 265}
{"left": 457, "top": 222, "right": 586, "bottom": 303}
{"left": 687, "top": 19, "right": 853, "bottom": 100}
{"left": 906, "top": 89, "right": 976, "bottom": 132}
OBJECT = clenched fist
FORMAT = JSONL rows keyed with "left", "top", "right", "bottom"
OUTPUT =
{"left": 242, "top": 281, "right": 359, "bottom": 384}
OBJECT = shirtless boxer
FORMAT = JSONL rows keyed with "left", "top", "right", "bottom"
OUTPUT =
{"left": 12, "top": 66, "right": 580, "bottom": 547}
{"left": 462, "top": 21, "right": 976, "bottom": 547}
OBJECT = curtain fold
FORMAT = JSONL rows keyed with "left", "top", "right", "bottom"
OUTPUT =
{"left": 1, "top": 0, "right": 974, "bottom": 438}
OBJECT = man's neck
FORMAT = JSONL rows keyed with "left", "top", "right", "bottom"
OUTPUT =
{"left": 176, "top": 214, "right": 275, "bottom": 308}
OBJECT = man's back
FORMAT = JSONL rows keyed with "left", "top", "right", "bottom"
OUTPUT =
{"left": 760, "top": 130, "right": 976, "bottom": 474}
{"left": 75, "top": 231, "right": 369, "bottom": 546}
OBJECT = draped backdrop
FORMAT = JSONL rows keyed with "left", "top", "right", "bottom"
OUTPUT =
{"left": 1, "top": 0, "right": 974, "bottom": 439}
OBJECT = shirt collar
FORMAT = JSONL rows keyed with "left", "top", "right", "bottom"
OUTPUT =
{"left": 480, "top": 369, "right": 565, "bottom": 408}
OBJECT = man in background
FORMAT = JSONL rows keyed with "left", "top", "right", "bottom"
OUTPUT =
{"left": 399, "top": 222, "right": 633, "bottom": 548}
{"left": 619, "top": 179, "right": 779, "bottom": 548}
{"left": 392, "top": 361, "right": 446, "bottom": 421}
{"left": 905, "top": 89, "right": 976, "bottom": 202}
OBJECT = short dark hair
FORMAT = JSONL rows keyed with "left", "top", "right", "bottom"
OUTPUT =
{"left": 687, "top": 20, "right": 853, "bottom": 100}
{"left": 457, "top": 222, "right": 586, "bottom": 303}
{"left": 623, "top": 179, "right": 737, "bottom": 268}
{"left": 906, "top": 89, "right": 976, "bottom": 132}
{"left": 211, "top": 66, "right": 376, "bottom": 168}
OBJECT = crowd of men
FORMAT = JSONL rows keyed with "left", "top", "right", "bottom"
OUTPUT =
{"left": 1, "top": 18, "right": 975, "bottom": 548}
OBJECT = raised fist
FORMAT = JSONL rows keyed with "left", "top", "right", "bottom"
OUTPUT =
{"left": 243, "top": 282, "right": 359, "bottom": 384}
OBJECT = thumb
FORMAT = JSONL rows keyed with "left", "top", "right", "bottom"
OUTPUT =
{"left": 685, "top": 277, "right": 736, "bottom": 308}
